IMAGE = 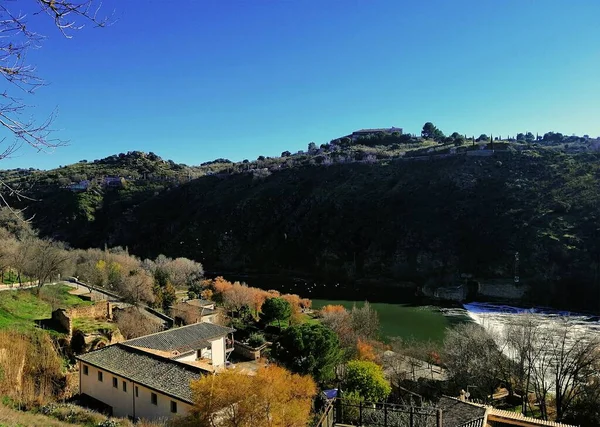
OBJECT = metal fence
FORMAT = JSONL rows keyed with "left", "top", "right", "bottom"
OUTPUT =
{"left": 316, "top": 399, "right": 442, "bottom": 427}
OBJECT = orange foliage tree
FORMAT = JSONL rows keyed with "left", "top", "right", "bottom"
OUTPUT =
{"left": 320, "top": 304, "right": 346, "bottom": 314}
{"left": 356, "top": 338, "right": 378, "bottom": 363}
{"left": 188, "top": 365, "right": 316, "bottom": 427}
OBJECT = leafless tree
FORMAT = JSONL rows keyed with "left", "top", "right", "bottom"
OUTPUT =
{"left": 120, "top": 270, "right": 155, "bottom": 305}
{"left": 113, "top": 307, "right": 162, "bottom": 339}
{"left": 443, "top": 323, "right": 505, "bottom": 402}
{"left": 500, "top": 315, "right": 600, "bottom": 421}
{"left": 165, "top": 257, "right": 204, "bottom": 288}
{"left": 0, "top": 1, "right": 109, "bottom": 206}
{"left": 26, "top": 238, "right": 70, "bottom": 288}
{"left": 350, "top": 302, "right": 380, "bottom": 341}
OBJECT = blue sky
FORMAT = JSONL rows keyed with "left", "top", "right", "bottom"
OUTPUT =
{"left": 3, "top": 0, "right": 600, "bottom": 169}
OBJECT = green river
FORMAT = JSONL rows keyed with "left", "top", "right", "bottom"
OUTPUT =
{"left": 311, "top": 299, "right": 469, "bottom": 343}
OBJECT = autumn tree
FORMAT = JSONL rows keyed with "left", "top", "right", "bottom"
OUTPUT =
{"left": 344, "top": 360, "right": 391, "bottom": 402}
{"left": 188, "top": 365, "right": 317, "bottom": 427}
{"left": 321, "top": 304, "right": 346, "bottom": 314}
{"left": 222, "top": 282, "right": 254, "bottom": 318}
{"left": 272, "top": 323, "right": 342, "bottom": 383}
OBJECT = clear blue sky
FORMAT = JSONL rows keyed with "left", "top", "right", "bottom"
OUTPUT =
{"left": 3, "top": 0, "right": 600, "bottom": 169}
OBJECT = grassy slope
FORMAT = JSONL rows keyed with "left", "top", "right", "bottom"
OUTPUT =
{"left": 0, "top": 285, "right": 91, "bottom": 331}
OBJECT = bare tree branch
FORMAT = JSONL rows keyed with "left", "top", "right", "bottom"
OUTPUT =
{"left": 0, "top": 1, "right": 109, "bottom": 208}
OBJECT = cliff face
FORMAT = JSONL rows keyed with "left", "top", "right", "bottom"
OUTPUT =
{"left": 23, "top": 149, "right": 600, "bottom": 311}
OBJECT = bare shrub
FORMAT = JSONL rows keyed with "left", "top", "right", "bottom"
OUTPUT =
{"left": 114, "top": 307, "right": 162, "bottom": 339}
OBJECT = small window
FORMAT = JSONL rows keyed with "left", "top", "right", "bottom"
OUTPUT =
{"left": 82, "top": 365, "right": 89, "bottom": 376}
{"left": 151, "top": 392, "right": 157, "bottom": 405}
{"left": 170, "top": 401, "right": 177, "bottom": 413}
{"left": 98, "top": 371, "right": 103, "bottom": 382}
{"left": 122, "top": 381, "right": 127, "bottom": 392}
{"left": 135, "top": 386, "right": 139, "bottom": 397}
{"left": 112, "top": 377, "right": 118, "bottom": 388}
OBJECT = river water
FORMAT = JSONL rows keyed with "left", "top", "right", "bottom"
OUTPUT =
{"left": 213, "top": 273, "right": 600, "bottom": 343}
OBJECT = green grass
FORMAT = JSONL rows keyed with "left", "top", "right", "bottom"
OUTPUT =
{"left": 1, "top": 271, "right": 31, "bottom": 285}
{"left": 71, "top": 317, "right": 116, "bottom": 334}
{"left": 0, "top": 285, "right": 90, "bottom": 331}
{"left": 39, "top": 285, "right": 92, "bottom": 309}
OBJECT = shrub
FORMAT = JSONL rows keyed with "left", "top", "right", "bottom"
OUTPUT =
{"left": 247, "top": 332, "right": 266, "bottom": 348}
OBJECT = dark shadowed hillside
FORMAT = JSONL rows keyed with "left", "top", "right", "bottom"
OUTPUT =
{"left": 5, "top": 144, "right": 600, "bottom": 311}
{"left": 105, "top": 149, "right": 600, "bottom": 311}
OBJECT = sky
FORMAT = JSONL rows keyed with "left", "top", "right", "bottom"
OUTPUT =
{"left": 2, "top": 0, "right": 600, "bottom": 169}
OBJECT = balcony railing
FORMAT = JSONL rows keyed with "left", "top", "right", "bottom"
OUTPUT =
{"left": 314, "top": 399, "right": 443, "bottom": 427}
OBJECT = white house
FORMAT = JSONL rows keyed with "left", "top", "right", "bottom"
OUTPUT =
{"left": 77, "top": 322, "right": 235, "bottom": 421}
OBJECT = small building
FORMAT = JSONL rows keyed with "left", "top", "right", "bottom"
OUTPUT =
{"left": 103, "top": 176, "right": 125, "bottom": 187}
{"left": 67, "top": 180, "right": 90, "bottom": 192}
{"left": 77, "top": 322, "right": 235, "bottom": 421}
{"left": 350, "top": 127, "right": 403, "bottom": 141}
{"left": 170, "top": 299, "right": 218, "bottom": 325}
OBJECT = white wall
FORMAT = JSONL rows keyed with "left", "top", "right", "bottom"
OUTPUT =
{"left": 173, "top": 351, "right": 197, "bottom": 363}
{"left": 134, "top": 382, "right": 192, "bottom": 420}
{"left": 79, "top": 362, "right": 192, "bottom": 420}
{"left": 210, "top": 337, "right": 225, "bottom": 367}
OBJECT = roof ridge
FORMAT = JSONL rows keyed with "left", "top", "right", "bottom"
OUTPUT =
{"left": 114, "top": 343, "right": 205, "bottom": 373}
{"left": 123, "top": 321, "right": 234, "bottom": 344}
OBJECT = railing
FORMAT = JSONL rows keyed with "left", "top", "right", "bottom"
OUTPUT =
{"left": 315, "top": 399, "right": 442, "bottom": 427}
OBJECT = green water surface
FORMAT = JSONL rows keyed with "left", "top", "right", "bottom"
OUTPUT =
{"left": 311, "top": 299, "right": 467, "bottom": 343}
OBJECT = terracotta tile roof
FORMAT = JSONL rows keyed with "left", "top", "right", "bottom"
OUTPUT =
{"left": 77, "top": 344, "right": 202, "bottom": 403}
{"left": 122, "top": 322, "right": 234, "bottom": 354}
{"left": 487, "top": 408, "right": 578, "bottom": 427}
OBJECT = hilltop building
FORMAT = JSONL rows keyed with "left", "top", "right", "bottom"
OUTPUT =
{"left": 348, "top": 127, "right": 403, "bottom": 141}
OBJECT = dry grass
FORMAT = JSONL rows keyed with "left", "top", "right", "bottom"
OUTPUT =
{"left": 0, "top": 404, "right": 80, "bottom": 426}
{"left": 0, "top": 330, "right": 64, "bottom": 406}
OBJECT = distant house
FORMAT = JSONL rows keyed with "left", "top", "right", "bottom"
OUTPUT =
{"left": 349, "top": 127, "right": 403, "bottom": 141}
{"left": 67, "top": 180, "right": 90, "bottom": 192}
{"left": 77, "top": 322, "right": 235, "bottom": 420}
{"left": 170, "top": 299, "right": 218, "bottom": 326}
{"left": 103, "top": 176, "right": 125, "bottom": 187}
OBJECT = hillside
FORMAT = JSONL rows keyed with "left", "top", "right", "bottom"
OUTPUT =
{"left": 4, "top": 138, "right": 600, "bottom": 311}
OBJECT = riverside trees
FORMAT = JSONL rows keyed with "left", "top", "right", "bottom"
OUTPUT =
{"left": 443, "top": 317, "right": 600, "bottom": 423}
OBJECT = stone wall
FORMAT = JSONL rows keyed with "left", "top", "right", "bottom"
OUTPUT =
{"left": 51, "top": 301, "right": 112, "bottom": 337}
{"left": 233, "top": 341, "right": 270, "bottom": 361}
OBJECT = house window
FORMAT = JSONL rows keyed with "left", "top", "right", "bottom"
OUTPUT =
{"left": 97, "top": 371, "right": 103, "bottom": 382}
{"left": 112, "top": 377, "right": 118, "bottom": 388}
{"left": 122, "top": 381, "right": 127, "bottom": 392}
{"left": 151, "top": 392, "right": 157, "bottom": 405}
{"left": 82, "top": 365, "right": 88, "bottom": 376}
{"left": 135, "top": 386, "right": 139, "bottom": 397}
{"left": 170, "top": 401, "right": 177, "bottom": 413}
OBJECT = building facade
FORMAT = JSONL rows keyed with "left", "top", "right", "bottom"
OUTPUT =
{"left": 77, "top": 322, "right": 235, "bottom": 421}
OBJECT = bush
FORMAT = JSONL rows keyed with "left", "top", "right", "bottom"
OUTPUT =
{"left": 247, "top": 332, "right": 266, "bottom": 348}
